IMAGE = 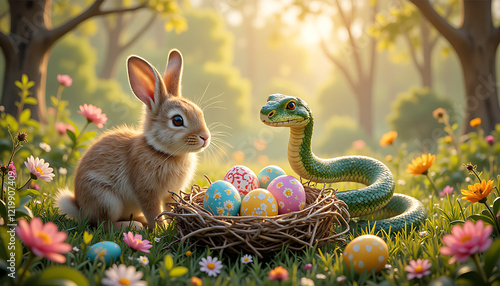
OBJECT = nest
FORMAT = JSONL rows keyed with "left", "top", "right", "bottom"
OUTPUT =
{"left": 157, "top": 181, "right": 350, "bottom": 258}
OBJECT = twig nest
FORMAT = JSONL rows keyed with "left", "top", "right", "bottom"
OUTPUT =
{"left": 343, "top": 235, "right": 388, "bottom": 274}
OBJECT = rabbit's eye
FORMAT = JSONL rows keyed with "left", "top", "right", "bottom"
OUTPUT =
{"left": 172, "top": 115, "right": 184, "bottom": 127}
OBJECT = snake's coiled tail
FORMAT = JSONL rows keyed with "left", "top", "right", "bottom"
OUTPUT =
{"left": 260, "top": 94, "right": 427, "bottom": 234}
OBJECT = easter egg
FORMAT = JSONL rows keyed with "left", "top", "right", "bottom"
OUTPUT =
{"left": 343, "top": 235, "right": 389, "bottom": 274}
{"left": 87, "top": 241, "right": 121, "bottom": 265}
{"left": 267, "top": 175, "right": 306, "bottom": 214}
{"left": 257, "top": 165, "right": 286, "bottom": 189}
{"left": 240, "top": 189, "right": 278, "bottom": 217}
{"left": 224, "top": 165, "right": 260, "bottom": 196}
{"left": 204, "top": 180, "right": 242, "bottom": 216}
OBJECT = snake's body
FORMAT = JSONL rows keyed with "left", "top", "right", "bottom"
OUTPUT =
{"left": 260, "top": 94, "right": 427, "bottom": 234}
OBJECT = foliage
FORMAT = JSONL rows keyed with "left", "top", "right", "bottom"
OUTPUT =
{"left": 388, "top": 87, "right": 455, "bottom": 150}
{"left": 317, "top": 116, "right": 373, "bottom": 155}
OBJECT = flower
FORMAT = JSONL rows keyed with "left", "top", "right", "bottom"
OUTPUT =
{"left": 432, "top": 108, "right": 448, "bottom": 122}
{"left": 78, "top": 104, "right": 108, "bottom": 128}
{"left": 461, "top": 179, "right": 494, "bottom": 203}
{"left": 316, "top": 274, "right": 326, "bottom": 280}
{"left": 352, "top": 139, "right": 366, "bottom": 150}
{"left": 405, "top": 259, "right": 431, "bottom": 280}
{"left": 59, "top": 167, "right": 67, "bottom": 175}
{"left": 123, "top": 232, "right": 153, "bottom": 253}
{"left": 268, "top": 266, "right": 289, "bottom": 281}
{"left": 444, "top": 136, "right": 452, "bottom": 143}
{"left": 385, "top": 155, "right": 392, "bottom": 162}
{"left": 241, "top": 254, "right": 253, "bottom": 264}
{"left": 191, "top": 276, "right": 202, "bottom": 286}
{"left": 419, "top": 231, "right": 428, "bottom": 237}
{"left": 101, "top": 264, "right": 146, "bottom": 286}
{"left": 300, "top": 277, "right": 315, "bottom": 286}
{"left": 137, "top": 256, "right": 149, "bottom": 266}
{"left": 57, "top": 74, "right": 73, "bottom": 87}
{"left": 17, "top": 132, "right": 28, "bottom": 142}
{"left": 24, "top": 156, "right": 55, "bottom": 182}
{"left": 73, "top": 246, "right": 80, "bottom": 252}
{"left": 336, "top": 275, "right": 347, "bottom": 283}
{"left": 31, "top": 183, "right": 40, "bottom": 190}
{"left": 485, "top": 135, "right": 494, "bottom": 145}
{"left": 39, "top": 142, "right": 51, "bottom": 152}
{"left": 83, "top": 231, "right": 93, "bottom": 244}
{"left": 154, "top": 237, "right": 161, "bottom": 243}
{"left": 470, "top": 117, "right": 481, "bottom": 127}
{"left": 8, "top": 161, "right": 16, "bottom": 178}
{"left": 15, "top": 217, "right": 71, "bottom": 263}
{"left": 439, "top": 185, "right": 454, "bottom": 197}
{"left": 304, "top": 263, "right": 313, "bottom": 271}
{"left": 440, "top": 220, "right": 493, "bottom": 264}
{"left": 186, "top": 250, "right": 192, "bottom": 257}
{"left": 405, "top": 154, "right": 435, "bottom": 175}
{"left": 380, "top": 131, "right": 398, "bottom": 147}
{"left": 199, "top": 256, "right": 223, "bottom": 277}
{"left": 55, "top": 122, "right": 75, "bottom": 135}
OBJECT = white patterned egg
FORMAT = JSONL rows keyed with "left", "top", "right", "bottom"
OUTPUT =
{"left": 257, "top": 165, "right": 286, "bottom": 189}
{"left": 204, "top": 180, "right": 241, "bottom": 216}
{"left": 224, "top": 165, "right": 260, "bottom": 196}
{"left": 267, "top": 175, "right": 306, "bottom": 214}
{"left": 343, "top": 235, "right": 388, "bottom": 274}
{"left": 240, "top": 189, "right": 278, "bottom": 217}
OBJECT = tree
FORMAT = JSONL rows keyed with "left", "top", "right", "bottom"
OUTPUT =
{"left": 0, "top": 0, "right": 146, "bottom": 123}
{"left": 410, "top": 0, "right": 500, "bottom": 134}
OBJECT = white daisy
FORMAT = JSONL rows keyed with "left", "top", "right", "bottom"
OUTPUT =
{"left": 137, "top": 256, "right": 149, "bottom": 266}
{"left": 216, "top": 206, "right": 225, "bottom": 215}
{"left": 241, "top": 254, "right": 253, "bottom": 264}
{"left": 24, "top": 156, "right": 55, "bottom": 182}
{"left": 58, "top": 167, "right": 67, "bottom": 175}
{"left": 199, "top": 256, "right": 223, "bottom": 277}
{"left": 214, "top": 192, "right": 221, "bottom": 200}
{"left": 283, "top": 188, "right": 293, "bottom": 198}
{"left": 39, "top": 142, "right": 51, "bottom": 152}
{"left": 101, "top": 264, "right": 146, "bottom": 286}
{"left": 224, "top": 200, "right": 234, "bottom": 211}
{"left": 154, "top": 237, "right": 161, "bottom": 243}
{"left": 73, "top": 246, "right": 80, "bottom": 252}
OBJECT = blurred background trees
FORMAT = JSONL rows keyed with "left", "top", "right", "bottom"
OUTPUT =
{"left": 1, "top": 0, "right": 500, "bottom": 163}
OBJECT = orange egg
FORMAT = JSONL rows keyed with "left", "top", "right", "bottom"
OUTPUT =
{"left": 343, "top": 235, "right": 388, "bottom": 274}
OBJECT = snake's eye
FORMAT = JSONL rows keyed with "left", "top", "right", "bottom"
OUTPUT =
{"left": 286, "top": 100, "right": 296, "bottom": 110}
{"left": 172, "top": 115, "right": 184, "bottom": 127}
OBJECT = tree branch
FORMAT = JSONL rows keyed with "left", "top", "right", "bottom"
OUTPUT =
{"left": 404, "top": 33, "right": 423, "bottom": 74}
{"left": 320, "top": 38, "right": 358, "bottom": 94}
{"left": 410, "top": 0, "right": 464, "bottom": 48}
{"left": 122, "top": 12, "right": 157, "bottom": 51}
{"left": 47, "top": 0, "right": 146, "bottom": 46}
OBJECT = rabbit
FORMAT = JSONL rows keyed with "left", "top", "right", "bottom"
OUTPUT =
{"left": 56, "top": 49, "right": 210, "bottom": 230}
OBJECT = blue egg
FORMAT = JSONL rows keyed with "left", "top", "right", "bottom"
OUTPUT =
{"left": 87, "top": 241, "right": 121, "bottom": 265}
{"left": 204, "top": 180, "right": 242, "bottom": 216}
{"left": 257, "top": 165, "right": 287, "bottom": 189}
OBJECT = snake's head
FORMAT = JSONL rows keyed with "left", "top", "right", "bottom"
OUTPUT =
{"left": 260, "top": 94, "right": 311, "bottom": 127}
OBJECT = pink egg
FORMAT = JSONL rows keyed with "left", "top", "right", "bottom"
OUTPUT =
{"left": 267, "top": 175, "right": 306, "bottom": 214}
{"left": 224, "top": 165, "right": 259, "bottom": 196}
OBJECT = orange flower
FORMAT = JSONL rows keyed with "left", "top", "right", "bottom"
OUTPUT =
{"left": 432, "top": 107, "right": 448, "bottom": 122}
{"left": 444, "top": 136, "right": 452, "bottom": 143}
{"left": 470, "top": 117, "right": 481, "bottom": 127}
{"left": 461, "top": 180, "right": 494, "bottom": 203}
{"left": 380, "top": 131, "right": 398, "bottom": 147}
{"left": 268, "top": 266, "right": 289, "bottom": 281}
{"left": 405, "top": 154, "right": 435, "bottom": 175}
{"left": 191, "top": 276, "right": 202, "bottom": 286}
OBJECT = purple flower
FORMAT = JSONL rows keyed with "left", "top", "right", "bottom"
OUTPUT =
{"left": 304, "top": 263, "right": 313, "bottom": 271}
{"left": 485, "top": 135, "right": 494, "bottom": 145}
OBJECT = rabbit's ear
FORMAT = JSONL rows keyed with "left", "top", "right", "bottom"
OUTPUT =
{"left": 164, "top": 49, "right": 183, "bottom": 97}
{"left": 127, "top": 56, "right": 165, "bottom": 111}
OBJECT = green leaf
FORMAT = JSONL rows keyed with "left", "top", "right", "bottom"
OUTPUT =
{"left": 19, "top": 189, "right": 40, "bottom": 197}
{"left": 15, "top": 81, "right": 23, "bottom": 89}
{"left": 0, "top": 200, "right": 7, "bottom": 219}
{"left": 15, "top": 205, "right": 33, "bottom": 219}
{"left": 51, "top": 96, "right": 59, "bottom": 107}
{"left": 481, "top": 209, "right": 494, "bottom": 220}
{"left": 23, "top": 97, "right": 38, "bottom": 105}
{"left": 450, "top": 220, "right": 465, "bottom": 225}
{"left": 164, "top": 254, "right": 173, "bottom": 271}
{"left": 429, "top": 276, "right": 454, "bottom": 286}
{"left": 19, "top": 109, "right": 31, "bottom": 124}
{"left": 468, "top": 214, "right": 495, "bottom": 226}
{"left": 79, "top": 131, "right": 97, "bottom": 143}
{"left": 39, "top": 266, "right": 90, "bottom": 286}
{"left": 484, "top": 239, "right": 500, "bottom": 276}
{"left": 493, "top": 197, "right": 500, "bottom": 216}
{"left": 456, "top": 263, "right": 483, "bottom": 284}
{"left": 5, "top": 114, "right": 19, "bottom": 132}
{"left": 170, "top": 266, "right": 188, "bottom": 277}
{"left": 18, "top": 196, "right": 32, "bottom": 207}
{"left": 67, "top": 130, "right": 77, "bottom": 143}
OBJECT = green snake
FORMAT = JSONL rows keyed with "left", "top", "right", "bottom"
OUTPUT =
{"left": 260, "top": 94, "right": 427, "bottom": 234}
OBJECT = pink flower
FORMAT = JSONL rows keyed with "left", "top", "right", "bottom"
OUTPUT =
{"left": 304, "top": 263, "right": 313, "bottom": 271}
{"left": 15, "top": 217, "right": 72, "bottom": 263}
{"left": 123, "top": 232, "right": 152, "bottom": 253}
{"left": 439, "top": 185, "right": 454, "bottom": 197}
{"left": 405, "top": 259, "right": 431, "bottom": 280}
{"left": 8, "top": 161, "right": 16, "bottom": 178}
{"left": 440, "top": 220, "right": 493, "bottom": 264}
{"left": 57, "top": 74, "right": 72, "bottom": 87}
{"left": 78, "top": 104, "right": 108, "bottom": 129}
{"left": 268, "top": 266, "right": 289, "bottom": 281}
{"left": 55, "top": 122, "right": 75, "bottom": 135}
{"left": 352, "top": 140, "right": 366, "bottom": 150}
{"left": 24, "top": 156, "right": 55, "bottom": 182}
{"left": 485, "top": 135, "right": 494, "bottom": 145}
{"left": 31, "top": 183, "right": 40, "bottom": 190}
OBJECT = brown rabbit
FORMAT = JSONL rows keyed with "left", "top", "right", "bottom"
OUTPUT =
{"left": 56, "top": 49, "right": 210, "bottom": 229}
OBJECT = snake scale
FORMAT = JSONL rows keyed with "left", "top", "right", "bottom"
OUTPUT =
{"left": 260, "top": 94, "right": 427, "bottom": 234}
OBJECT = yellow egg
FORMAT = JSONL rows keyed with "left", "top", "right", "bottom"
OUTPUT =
{"left": 343, "top": 235, "right": 388, "bottom": 274}
{"left": 240, "top": 189, "right": 278, "bottom": 217}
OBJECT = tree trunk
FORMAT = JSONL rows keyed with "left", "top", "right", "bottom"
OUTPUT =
{"left": 357, "top": 84, "right": 373, "bottom": 137}
{"left": 1, "top": 0, "right": 51, "bottom": 122}
{"left": 99, "top": 21, "right": 122, "bottom": 79}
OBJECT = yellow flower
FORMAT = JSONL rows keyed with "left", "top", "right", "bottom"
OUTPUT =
{"left": 83, "top": 231, "right": 93, "bottom": 245}
{"left": 385, "top": 155, "right": 393, "bottom": 162}
{"left": 444, "top": 136, "right": 452, "bottom": 143}
{"left": 461, "top": 180, "right": 494, "bottom": 203}
{"left": 186, "top": 251, "right": 192, "bottom": 257}
{"left": 470, "top": 117, "right": 481, "bottom": 127}
{"left": 405, "top": 154, "right": 435, "bottom": 175}
{"left": 380, "top": 131, "right": 398, "bottom": 147}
